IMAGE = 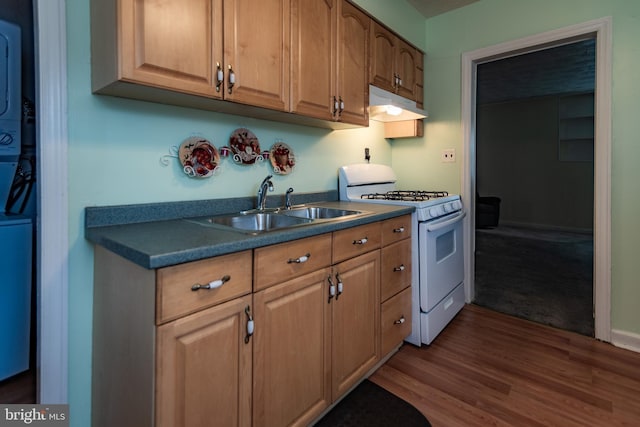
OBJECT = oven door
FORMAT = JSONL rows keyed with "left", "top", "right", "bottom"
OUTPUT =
{"left": 418, "top": 210, "right": 465, "bottom": 313}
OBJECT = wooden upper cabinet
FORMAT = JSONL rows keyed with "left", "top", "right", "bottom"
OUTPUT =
{"left": 99, "top": 0, "right": 224, "bottom": 97}
{"left": 291, "top": 0, "right": 369, "bottom": 125}
{"left": 396, "top": 38, "right": 420, "bottom": 101}
{"left": 369, "top": 20, "right": 423, "bottom": 102}
{"left": 369, "top": 22, "right": 397, "bottom": 94}
{"left": 223, "top": 0, "right": 290, "bottom": 111}
{"left": 92, "top": 0, "right": 289, "bottom": 111}
{"left": 336, "top": 0, "right": 370, "bottom": 125}
{"left": 290, "top": 0, "right": 337, "bottom": 121}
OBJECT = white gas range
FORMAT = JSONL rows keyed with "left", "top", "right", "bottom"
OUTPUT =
{"left": 339, "top": 163, "right": 466, "bottom": 345}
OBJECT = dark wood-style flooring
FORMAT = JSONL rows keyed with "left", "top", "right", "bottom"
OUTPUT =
{"left": 0, "top": 368, "right": 35, "bottom": 404}
{"left": 3, "top": 305, "right": 639, "bottom": 427}
{"left": 370, "top": 304, "right": 640, "bottom": 426}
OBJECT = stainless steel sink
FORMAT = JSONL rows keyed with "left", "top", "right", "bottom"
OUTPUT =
{"left": 186, "top": 205, "right": 368, "bottom": 234}
{"left": 280, "top": 206, "right": 363, "bottom": 220}
{"left": 191, "top": 212, "right": 312, "bottom": 233}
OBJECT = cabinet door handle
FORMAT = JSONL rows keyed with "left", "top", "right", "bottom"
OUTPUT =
{"left": 287, "top": 253, "right": 311, "bottom": 264}
{"left": 191, "top": 275, "right": 231, "bottom": 291}
{"left": 328, "top": 276, "right": 336, "bottom": 302}
{"left": 393, "top": 226, "right": 405, "bottom": 233}
{"left": 215, "top": 62, "right": 223, "bottom": 92}
{"left": 335, "top": 273, "right": 343, "bottom": 299}
{"left": 338, "top": 96, "right": 344, "bottom": 115}
{"left": 244, "top": 306, "right": 254, "bottom": 344}
{"left": 393, "top": 264, "right": 405, "bottom": 272}
{"left": 394, "top": 315, "right": 406, "bottom": 325}
{"left": 333, "top": 96, "right": 339, "bottom": 116}
{"left": 352, "top": 237, "right": 368, "bottom": 245}
{"left": 227, "top": 64, "right": 236, "bottom": 94}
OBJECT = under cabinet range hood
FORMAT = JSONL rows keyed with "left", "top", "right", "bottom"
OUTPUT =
{"left": 368, "top": 85, "right": 427, "bottom": 122}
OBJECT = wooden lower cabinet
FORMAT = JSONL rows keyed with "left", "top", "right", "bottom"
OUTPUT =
{"left": 380, "top": 286, "right": 412, "bottom": 356}
{"left": 93, "top": 217, "right": 406, "bottom": 427}
{"left": 331, "top": 250, "right": 380, "bottom": 400}
{"left": 253, "top": 268, "right": 332, "bottom": 427}
{"left": 253, "top": 249, "right": 381, "bottom": 425}
{"left": 156, "top": 295, "right": 253, "bottom": 427}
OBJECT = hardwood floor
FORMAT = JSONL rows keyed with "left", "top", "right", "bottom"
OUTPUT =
{"left": 0, "top": 368, "right": 35, "bottom": 404}
{"left": 370, "top": 304, "right": 640, "bottom": 426}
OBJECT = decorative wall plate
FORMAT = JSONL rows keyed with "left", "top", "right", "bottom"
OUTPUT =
{"left": 270, "top": 141, "right": 295, "bottom": 175}
{"left": 179, "top": 137, "right": 220, "bottom": 178}
{"left": 229, "top": 128, "right": 262, "bottom": 164}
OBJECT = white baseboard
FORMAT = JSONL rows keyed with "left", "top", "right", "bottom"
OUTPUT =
{"left": 611, "top": 329, "right": 640, "bottom": 353}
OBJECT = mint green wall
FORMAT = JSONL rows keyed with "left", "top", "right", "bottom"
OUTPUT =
{"left": 65, "top": 1, "right": 423, "bottom": 426}
{"left": 392, "top": 0, "right": 640, "bottom": 337}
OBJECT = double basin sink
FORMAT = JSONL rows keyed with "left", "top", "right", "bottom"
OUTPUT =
{"left": 187, "top": 205, "right": 367, "bottom": 234}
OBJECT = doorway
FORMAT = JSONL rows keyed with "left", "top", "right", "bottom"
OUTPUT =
{"left": 473, "top": 40, "right": 595, "bottom": 336}
{"left": 461, "top": 18, "right": 612, "bottom": 342}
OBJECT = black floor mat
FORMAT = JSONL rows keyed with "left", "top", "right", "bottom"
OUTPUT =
{"left": 314, "top": 379, "right": 431, "bottom": 427}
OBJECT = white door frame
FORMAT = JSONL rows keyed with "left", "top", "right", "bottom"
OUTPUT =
{"left": 34, "top": 0, "right": 68, "bottom": 402}
{"left": 461, "top": 17, "right": 612, "bottom": 342}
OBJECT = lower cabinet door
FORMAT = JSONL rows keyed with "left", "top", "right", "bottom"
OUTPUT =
{"left": 253, "top": 268, "right": 332, "bottom": 427}
{"left": 331, "top": 250, "right": 380, "bottom": 400}
{"left": 156, "top": 294, "right": 252, "bottom": 427}
{"left": 381, "top": 286, "right": 412, "bottom": 356}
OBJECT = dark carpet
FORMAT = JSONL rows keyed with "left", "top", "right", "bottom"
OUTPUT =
{"left": 314, "top": 379, "right": 431, "bottom": 427}
{"left": 474, "top": 226, "right": 594, "bottom": 336}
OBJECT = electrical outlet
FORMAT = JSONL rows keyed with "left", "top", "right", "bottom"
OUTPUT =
{"left": 441, "top": 148, "right": 455, "bottom": 163}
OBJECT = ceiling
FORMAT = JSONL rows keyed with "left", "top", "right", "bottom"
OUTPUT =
{"left": 406, "top": 0, "right": 480, "bottom": 18}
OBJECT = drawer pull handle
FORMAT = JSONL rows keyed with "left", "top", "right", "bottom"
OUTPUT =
{"left": 393, "top": 264, "right": 405, "bottom": 272}
{"left": 393, "top": 227, "right": 405, "bottom": 233}
{"left": 394, "top": 316, "right": 406, "bottom": 325}
{"left": 191, "top": 275, "right": 231, "bottom": 291}
{"left": 245, "top": 306, "right": 254, "bottom": 344}
{"left": 288, "top": 253, "right": 311, "bottom": 264}
{"left": 353, "top": 237, "right": 368, "bottom": 245}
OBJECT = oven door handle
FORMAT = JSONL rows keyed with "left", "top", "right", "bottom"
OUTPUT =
{"left": 426, "top": 211, "right": 466, "bottom": 232}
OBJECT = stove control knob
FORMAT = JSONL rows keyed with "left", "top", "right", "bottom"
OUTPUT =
{"left": 429, "top": 207, "right": 439, "bottom": 217}
{"left": 443, "top": 203, "right": 452, "bottom": 212}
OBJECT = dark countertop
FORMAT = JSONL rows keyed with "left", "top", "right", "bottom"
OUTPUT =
{"left": 85, "top": 194, "right": 414, "bottom": 269}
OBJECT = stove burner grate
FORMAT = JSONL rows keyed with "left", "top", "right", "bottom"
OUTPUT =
{"left": 360, "top": 190, "right": 449, "bottom": 202}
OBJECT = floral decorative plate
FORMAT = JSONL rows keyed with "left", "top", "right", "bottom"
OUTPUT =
{"left": 229, "top": 128, "right": 262, "bottom": 165}
{"left": 270, "top": 141, "right": 295, "bottom": 175}
{"left": 179, "top": 137, "right": 220, "bottom": 178}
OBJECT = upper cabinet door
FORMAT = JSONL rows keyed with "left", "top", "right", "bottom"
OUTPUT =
{"left": 290, "top": 0, "right": 337, "bottom": 121}
{"left": 117, "top": 0, "right": 224, "bottom": 98}
{"left": 369, "top": 22, "right": 396, "bottom": 94}
{"left": 336, "top": 0, "right": 370, "bottom": 126}
{"left": 369, "top": 20, "right": 424, "bottom": 103}
{"left": 396, "top": 38, "right": 419, "bottom": 101}
{"left": 223, "top": 0, "right": 290, "bottom": 111}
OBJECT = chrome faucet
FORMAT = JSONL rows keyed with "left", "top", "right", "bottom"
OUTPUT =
{"left": 257, "top": 175, "right": 274, "bottom": 211}
{"left": 285, "top": 187, "right": 294, "bottom": 209}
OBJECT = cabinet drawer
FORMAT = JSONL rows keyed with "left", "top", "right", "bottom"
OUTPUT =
{"left": 254, "top": 234, "right": 332, "bottom": 291}
{"left": 380, "top": 239, "right": 412, "bottom": 302}
{"left": 332, "top": 222, "right": 381, "bottom": 263}
{"left": 156, "top": 251, "right": 252, "bottom": 324}
{"left": 381, "top": 214, "right": 412, "bottom": 246}
{"left": 380, "top": 286, "right": 412, "bottom": 356}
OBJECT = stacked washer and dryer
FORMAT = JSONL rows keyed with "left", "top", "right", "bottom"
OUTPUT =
{"left": 0, "top": 19, "right": 33, "bottom": 381}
